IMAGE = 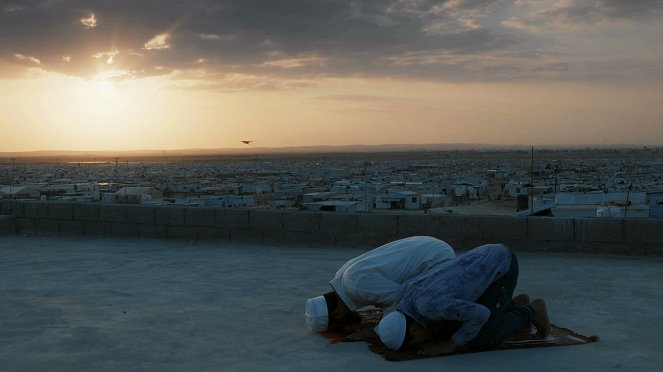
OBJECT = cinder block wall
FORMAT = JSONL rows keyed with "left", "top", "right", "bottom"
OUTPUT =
{"left": 0, "top": 214, "right": 15, "bottom": 235}
{"left": 1, "top": 200, "right": 661, "bottom": 255}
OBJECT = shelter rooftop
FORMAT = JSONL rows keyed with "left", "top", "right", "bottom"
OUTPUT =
{"left": 1, "top": 236, "right": 662, "bottom": 371}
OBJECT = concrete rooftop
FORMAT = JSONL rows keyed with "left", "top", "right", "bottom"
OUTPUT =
{"left": 1, "top": 235, "right": 662, "bottom": 371}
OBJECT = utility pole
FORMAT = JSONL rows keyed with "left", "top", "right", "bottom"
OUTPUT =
{"left": 530, "top": 146, "right": 534, "bottom": 216}
{"left": 10, "top": 158, "right": 16, "bottom": 199}
{"left": 114, "top": 157, "right": 119, "bottom": 179}
{"left": 624, "top": 184, "right": 632, "bottom": 218}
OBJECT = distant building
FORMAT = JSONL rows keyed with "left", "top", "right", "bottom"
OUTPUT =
{"left": 453, "top": 183, "right": 478, "bottom": 201}
{"left": 646, "top": 192, "right": 663, "bottom": 219}
{"left": 302, "top": 192, "right": 334, "bottom": 204}
{"left": 242, "top": 182, "right": 272, "bottom": 195}
{"left": 40, "top": 183, "right": 76, "bottom": 197}
{"left": 375, "top": 191, "right": 420, "bottom": 210}
{"left": 274, "top": 196, "right": 298, "bottom": 209}
{"left": 505, "top": 181, "right": 551, "bottom": 199}
{"left": 0, "top": 186, "right": 40, "bottom": 199}
{"left": 220, "top": 195, "right": 255, "bottom": 208}
{"left": 552, "top": 192, "right": 649, "bottom": 218}
{"left": 302, "top": 200, "right": 365, "bottom": 212}
{"left": 420, "top": 194, "right": 450, "bottom": 209}
{"left": 114, "top": 187, "right": 163, "bottom": 204}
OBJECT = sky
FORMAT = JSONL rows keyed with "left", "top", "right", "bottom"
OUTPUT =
{"left": 1, "top": 0, "right": 662, "bottom": 152}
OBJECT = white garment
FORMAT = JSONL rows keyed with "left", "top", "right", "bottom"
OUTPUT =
{"left": 329, "top": 236, "right": 455, "bottom": 311}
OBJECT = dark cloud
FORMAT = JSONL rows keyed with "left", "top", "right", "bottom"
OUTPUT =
{"left": 0, "top": 0, "right": 661, "bottom": 85}
{"left": 535, "top": 0, "right": 663, "bottom": 26}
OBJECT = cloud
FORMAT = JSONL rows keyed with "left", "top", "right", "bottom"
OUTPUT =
{"left": 3, "top": 4, "right": 26, "bottom": 13}
{"left": 14, "top": 53, "right": 41, "bottom": 65}
{"left": 0, "top": 0, "right": 661, "bottom": 87}
{"left": 170, "top": 71, "right": 315, "bottom": 92}
{"left": 317, "top": 94, "right": 387, "bottom": 101}
{"left": 80, "top": 12, "right": 97, "bottom": 28}
{"left": 144, "top": 34, "right": 171, "bottom": 50}
{"left": 93, "top": 49, "right": 120, "bottom": 65}
{"left": 199, "top": 33, "right": 223, "bottom": 41}
{"left": 531, "top": 0, "right": 663, "bottom": 28}
{"left": 259, "top": 53, "right": 327, "bottom": 69}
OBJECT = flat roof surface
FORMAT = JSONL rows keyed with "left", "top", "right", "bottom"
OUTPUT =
{"left": 1, "top": 235, "right": 662, "bottom": 371}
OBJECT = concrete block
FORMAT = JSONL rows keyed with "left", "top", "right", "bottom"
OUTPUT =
{"left": 432, "top": 216, "right": 527, "bottom": 250}
{"left": 111, "top": 223, "right": 139, "bottom": 238}
{"left": 196, "top": 227, "right": 229, "bottom": 241}
{"left": 572, "top": 241, "right": 637, "bottom": 255}
{"left": 229, "top": 228, "right": 264, "bottom": 243}
{"left": 126, "top": 205, "right": 155, "bottom": 224}
{"left": 138, "top": 224, "right": 168, "bottom": 239}
{"left": 13, "top": 201, "right": 26, "bottom": 217}
{"left": 59, "top": 220, "right": 86, "bottom": 236}
{"left": 335, "top": 233, "right": 400, "bottom": 249}
{"left": 643, "top": 243, "right": 663, "bottom": 256}
{"left": 575, "top": 218, "right": 623, "bottom": 243}
{"left": 73, "top": 203, "right": 99, "bottom": 221}
{"left": 99, "top": 204, "right": 127, "bottom": 223}
{"left": 624, "top": 219, "right": 663, "bottom": 245}
{"left": 319, "top": 213, "right": 358, "bottom": 233}
{"left": 249, "top": 210, "right": 283, "bottom": 231}
{"left": 24, "top": 202, "right": 49, "bottom": 219}
{"left": 528, "top": 217, "right": 575, "bottom": 241}
{"left": 155, "top": 206, "right": 184, "bottom": 226}
{"left": 35, "top": 219, "right": 59, "bottom": 235}
{"left": 513, "top": 240, "right": 576, "bottom": 254}
{"left": 48, "top": 202, "right": 74, "bottom": 220}
{"left": 0, "top": 215, "right": 15, "bottom": 234}
{"left": 397, "top": 214, "right": 442, "bottom": 236}
{"left": 260, "top": 229, "right": 286, "bottom": 244}
{"left": 356, "top": 214, "right": 398, "bottom": 235}
{"left": 185, "top": 207, "right": 216, "bottom": 227}
{"left": 16, "top": 218, "right": 36, "bottom": 234}
{"left": 264, "top": 230, "right": 335, "bottom": 247}
{"left": 216, "top": 209, "right": 250, "bottom": 229}
{"left": 282, "top": 211, "right": 320, "bottom": 232}
{"left": 434, "top": 215, "right": 465, "bottom": 238}
{"left": 435, "top": 216, "right": 524, "bottom": 247}
{"left": 473, "top": 216, "right": 528, "bottom": 242}
{"left": 0, "top": 200, "right": 14, "bottom": 214}
{"left": 84, "top": 222, "right": 111, "bottom": 236}
{"left": 167, "top": 226, "right": 198, "bottom": 240}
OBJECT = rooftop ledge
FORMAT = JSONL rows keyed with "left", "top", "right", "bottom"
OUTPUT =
{"left": 1, "top": 200, "right": 663, "bottom": 256}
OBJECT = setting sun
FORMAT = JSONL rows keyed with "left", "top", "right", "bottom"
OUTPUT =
{"left": 96, "top": 79, "right": 114, "bottom": 91}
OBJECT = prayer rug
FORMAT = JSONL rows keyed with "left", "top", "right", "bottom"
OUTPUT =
{"left": 320, "top": 308, "right": 598, "bottom": 361}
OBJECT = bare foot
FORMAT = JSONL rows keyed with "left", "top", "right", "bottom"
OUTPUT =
{"left": 512, "top": 294, "right": 530, "bottom": 307}
{"left": 531, "top": 299, "right": 552, "bottom": 339}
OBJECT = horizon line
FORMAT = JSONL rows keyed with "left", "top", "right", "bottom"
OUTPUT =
{"left": 1, "top": 142, "right": 661, "bottom": 157}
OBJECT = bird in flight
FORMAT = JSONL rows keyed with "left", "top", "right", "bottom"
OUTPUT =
{"left": 241, "top": 140, "right": 254, "bottom": 145}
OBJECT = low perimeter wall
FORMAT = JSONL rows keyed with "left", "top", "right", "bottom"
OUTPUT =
{"left": 1, "top": 200, "right": 662, "bottom": 255}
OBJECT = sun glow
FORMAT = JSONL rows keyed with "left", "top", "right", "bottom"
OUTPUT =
{"left": 96, "top": 79, "right": 114, "bottom": 91}
{"left": 97, "top": 79, "right": 115, "bottom": 92}
{"left": 0, "top": 72, "right": 177, "bottom": 150}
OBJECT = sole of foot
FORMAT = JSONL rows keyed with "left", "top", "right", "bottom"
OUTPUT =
{"left": 531, "top": 298, "right": 551, "bottom": 339}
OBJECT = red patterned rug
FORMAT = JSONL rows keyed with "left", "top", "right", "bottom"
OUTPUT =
{"left": 321, "top": 308, "right": 598, "bottom": 361}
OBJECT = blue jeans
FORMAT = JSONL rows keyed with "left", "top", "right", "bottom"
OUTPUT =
{"left": 470, "top": 250, "right": 534, "bottom": 348}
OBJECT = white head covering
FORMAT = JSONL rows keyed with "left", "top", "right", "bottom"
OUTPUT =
{"left": 375, "top": 310, "right": 407, "bottom": 350}
{"left": 305, "top": 296, "right": 329, "bottom": 332}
